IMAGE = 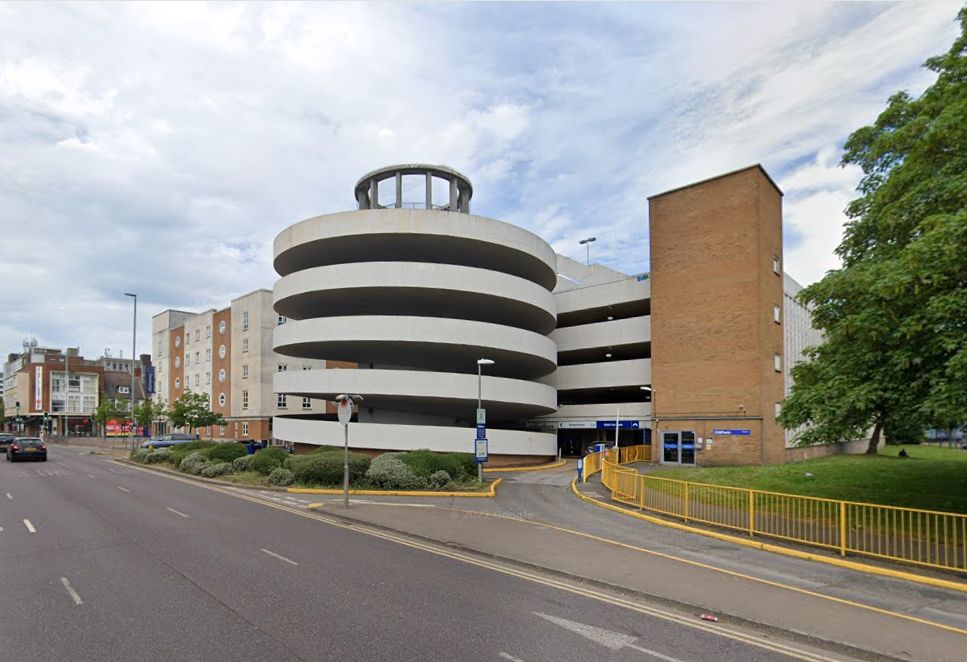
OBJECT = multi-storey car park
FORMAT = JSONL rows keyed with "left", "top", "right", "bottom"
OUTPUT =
{"left": 269, "top": 163, "right": 826, "bottom": 467}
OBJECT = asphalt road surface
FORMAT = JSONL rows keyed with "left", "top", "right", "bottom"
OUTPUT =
{"left": 0, "top": 450, "right": 869, "bottom": 662}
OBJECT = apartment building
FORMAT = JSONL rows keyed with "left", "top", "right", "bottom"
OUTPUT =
{"left": 151, "top": 290, "right": 328, "bottom": 440}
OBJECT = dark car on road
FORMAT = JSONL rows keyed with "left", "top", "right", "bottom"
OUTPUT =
{"left": 139, "top": 433, "right": 200, "bottom": 449}
{"left": 6, "top": 437, "right": 47, "bottom": 462}
{"left": 0, "top": 433, "right": 14, "bottom": 453}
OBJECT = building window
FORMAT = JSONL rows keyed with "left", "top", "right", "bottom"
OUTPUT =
{"left": 773, "top": 256, "right": 780, "bottom": 275}
{"left": 175, "top": 377, "right": 181, "bottom": 390}
{"left": 206, "top": 348, "right": 211, "bottom": 362}
{"left": 302, "top": 365, "right": 311, "bottom": 370}
{"left": 774, "top": 354, "right": 782, "bottom": 372}
{"left": 242, "top": 338, "right": 249, "bottom": 353}
{"left": 206, "top": 326, "right": 211, "bottom": 339}
{"left": 242, "top": 364, "right": 249, "bottom": 379}
{"left": 219, "top": 320, "right": 226, "bottom": 335}
{"left": 278, "top": 315, "right": 287, "bottom": 325}
{"left": 278, "top": 394, "right": 287, "bottom": 408}
{"left": 206, "top": 372, "right": 211, "bottom": 385}
{"left": 195, "top": 330, "right": 200, "bottom": 342}
{"left": 175, "top": 335, "right": 181, "bottom": 348}
{"left": 218, "top": 368, "right": 226, "bottom": 383}
{"left": 302, "top": 397, "right": 311, "bottom": 410}
{"left": 219, "top": 344, "right": 226, "bottom": 359}
{"left": 242, "top": 312, "right": 249, "bottom": 331}
{"left": 174, "top": 356, "right": 180, "bottom": 369}
{"left": 195, "top": 352, "right": 200, "bottom": 365}
{"left": 242, "top": 422, "right": 249, "bottom": 436}
{"left": 242, "top": 390, "right": 248, "bottom": 409}
{"left": 774, "top": 304, "right": 781, "bottom": 324}
{"left": 185, "top": 333, "right": 189, "bottom": 346}
{"left": 775, "top": 402, "right": 782, "bottom": 418}
{"left": 194, "top": 374, "right": 199, "bottom": 387}
{"left": 219, "top": 393, "right": 226, "bottom": 406}
{"left": 278, "top": 364, "right": 287, "bottom": 372}
{"left": 159, "top": 340, "right": 163, "bottom": 355}
{"left": 219, "top": 425, "right": 225, "bottom": 436}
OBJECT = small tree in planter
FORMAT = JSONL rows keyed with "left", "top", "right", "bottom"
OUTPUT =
{"left": 169, "top": 391, "right": 224, "bottom": 437}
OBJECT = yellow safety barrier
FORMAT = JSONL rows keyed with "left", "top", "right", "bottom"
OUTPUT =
{"left": 585, "top": 446, "right": 967, "bottom": 573}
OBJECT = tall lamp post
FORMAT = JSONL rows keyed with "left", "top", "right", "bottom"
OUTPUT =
{"left": 642, "top": 386, "right": 655, "bottom": 449}
{"left": 125, "top": 293, "right": 137, "bottom": 450}
{"left": 334, "top": 393, "right": 363, "bottom": 509}
{"left": 476, "top": 358, "right": 494, "bottom": 482}
{"left": 579, "top": 237, "right": 596, "bottom": 266}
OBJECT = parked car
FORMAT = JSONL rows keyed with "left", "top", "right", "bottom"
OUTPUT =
{"left": 6, "top": 437, "right": 47, "bottom": 462}
{"left": 0, "top": 433, "right": 14, "bottom": 453}
{"left": 139, "top": 433, "right": 200, "bottom": 449}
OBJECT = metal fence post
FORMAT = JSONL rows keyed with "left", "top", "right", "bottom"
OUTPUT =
{"left": 684, "top": 482, "right": 690, "bottom": 522}
{"left": 839, "top": 501, "right": 847, "bottom": 556}
{"left": 749, "top": 491, "right": 755, "bottom": 538}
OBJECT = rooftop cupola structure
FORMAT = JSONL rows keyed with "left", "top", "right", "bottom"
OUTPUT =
{"left": 354, "top": 164, "right": 473, "bottom": 214}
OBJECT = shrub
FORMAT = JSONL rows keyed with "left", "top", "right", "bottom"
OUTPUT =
{"left": 179, "top": 452, "right": 209, "bottom": 476}
{"left": 366, "top": 454, "right": 428, "bottom": 490}
{"left": 172, "top": 441, "right": 220, "bottom": 456}
{"left": 400, "top": 450, "right": 475, "bottom": 482}
{"left": 429, "top": 470, "right": 454, "bottom": 491}
{"left": 266, "top": 468, "right": 296, "bottom": 487}
{"left": 201, "top": 462, "right": 233, "bottom": 478}
{"left": 144, "top": 450, "right": 175, "bottom": 465}
{"left": 130, "top": 449, "right": 151, "bottom": 463}
{"left": 209, "top": 443, "right": 248, "bottom": 464}
{"left": 252, "top": 452, "right": 283, "bottom": 475}
{"left": 233, "top": 454, "right": 255, "bottom": 473}
{"left": 291, "top": 452, "right": 370, "bottom": 487}
{"left": 259, "top": 447, "right": 289, "bottom": 464}
{"left": 311, "top": 445, "right": 344, "bottom": 455}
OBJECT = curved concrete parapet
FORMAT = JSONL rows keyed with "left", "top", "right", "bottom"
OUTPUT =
{"left": 354, "top": 164, "right": 473, "bottom": 214}
{"left": 273, "top": 209, "right": 558, "bottom": 291}
{"left": 275, "top": 316, "right": 558, "bottom": 380}
{"left": 275, "top": 369, "right": 556, "bottom": 422}
{"left": 274, "top": 416, "right": 558, "bottom": 456}
{"left": 274, "top": 262, "right": 557, "bottom": 335}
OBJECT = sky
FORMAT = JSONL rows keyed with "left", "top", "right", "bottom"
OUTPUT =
{"left": 0, "top": 1, "right": 962, "bottom": 363}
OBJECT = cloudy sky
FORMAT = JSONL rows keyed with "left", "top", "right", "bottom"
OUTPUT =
{"left": 0, "top": 1, "right": 962, "bottom": 363}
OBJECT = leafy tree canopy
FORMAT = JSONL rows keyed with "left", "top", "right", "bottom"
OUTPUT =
{"left": 780, "top": 7, "right": 967, "bottom": 451}
{"left": 169, "top": 391, "right": 224, "bottom": 431}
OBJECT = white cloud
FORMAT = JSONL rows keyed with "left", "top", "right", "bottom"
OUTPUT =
{"left": 0, "top": 1, "right": 962, "bottom": 360}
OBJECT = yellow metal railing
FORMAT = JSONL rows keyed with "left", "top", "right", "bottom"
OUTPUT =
{"left": 585, "top": 446, "right": 967, "bottom": 573}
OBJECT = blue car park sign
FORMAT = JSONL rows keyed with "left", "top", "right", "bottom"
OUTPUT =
{"left": 597, "top": 421, "right": 641, "bottom": 429}
{"left": 712, "top": 429, "right": 751, "bottom": 436}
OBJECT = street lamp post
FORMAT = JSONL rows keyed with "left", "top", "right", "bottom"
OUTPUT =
{"left": 476, "top": 358, "right": 494, "bottom": 482}
{"left": 579, "top": 237, "right": 596, "bottom": 266}
{"left": 125, "top": 293, "right": 137, "bottom": 450}
{"left": 334, "top": 394, "right": 363, "bottom": 509}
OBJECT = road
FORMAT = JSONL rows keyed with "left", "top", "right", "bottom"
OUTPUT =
{"left": 0, "top": 450, "right": 885, "bottom": 662}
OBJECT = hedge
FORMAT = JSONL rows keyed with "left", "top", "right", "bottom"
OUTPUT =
{"left": 291, "top": 452, "right": 370, "bottom": 487}
{"left": 365, "top": 453, "right": 427, "bottom": 490}
{"left": 399, "top": 450, "right": 474, "bottom": 481}
{"left": 252, "top": 452, "right": 283, "bottom": 475}
{"left": 201, "top": 462, "right": 233, "bottom": 478}
{"left": 233, "top": 454, "right": 255, "bottom": 473}
{"left": 266, "top": 468, "right": 295, "bottom": 487}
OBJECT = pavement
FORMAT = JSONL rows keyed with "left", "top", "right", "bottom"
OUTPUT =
{"left": 260, "top": 460, "right": 967, "bottom": 662}
{"left": 2, "top": 447, "right": 875, "bottom": 662}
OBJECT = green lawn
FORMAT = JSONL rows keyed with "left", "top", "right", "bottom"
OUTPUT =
{"left": 652, "top": 445, "right": 967, "bottom": 514}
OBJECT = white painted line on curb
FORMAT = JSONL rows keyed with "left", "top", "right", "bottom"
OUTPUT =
{"left": 500, "top": 653, "right": 528, "bottom": 662}
{"left": 60, "top": 577, "right": 83, "bottom": 605}
{"left": 5, "top": 492, "right": 11, "bottom": 500}
{"left": 166, "top": 507, "right": 190, "bottom": 518}
{"left": 88, "top": 475, "right": 96, "bottom": 478}
{"left": 117, "top": 487, "right": 130, "bottom": 493}
{"left": 261, "top": 548, "right": 298, "bottom": 565}
{"left": 24, "top": 519, "right": 36, "bottom": 533}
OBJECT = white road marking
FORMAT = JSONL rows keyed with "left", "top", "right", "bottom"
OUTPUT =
{"left": 500, "top": 654, "right": 529, "bottom": 662}
{"left": 88, "top": 474, "right": 96, "bottom": 478}
{"left": 60, "top": 577, "right": 83, "bottom": 605}
{"left": 24, "top": 519, "right": 37, "bottom": 533}
{"left": 117, "top": 487, "right": 130, "bottom": 493}
{"left": 166, "top": 507, "right": 190, "bottom": 518}
{"left": 5, "top": 492, "right": 11, "bottom": 500}
{"left": 260, "top": 548, "right": 298, "bottom": 565}
{"left": 535, "top": 612, "right": 685, "bottom": 662}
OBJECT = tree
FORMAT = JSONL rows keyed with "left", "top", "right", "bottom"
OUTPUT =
{"left": 169, "top": 391, "right": 224, "bottom": 433}
{"left": 780, "top": 7, "right": 967, "bottom": 452}
{"left": 93, "top": 398, "right": 130, "bottom": 435}
{"left": 135, "top": 398, "right": 168, "bottom": 435}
